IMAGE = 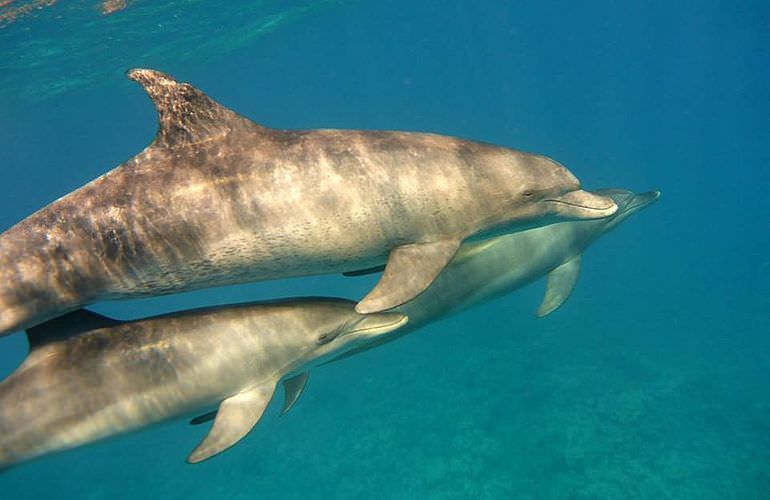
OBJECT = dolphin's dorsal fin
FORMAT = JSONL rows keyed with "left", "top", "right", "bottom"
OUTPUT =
{"left": 536, "top": 254, "right": 582, "bottom": 317}
{"left": 127, "top": 68, "right": 258, "bottom": 149}
{"left": 25, "top": 309, "right": 120, "bottom": 349}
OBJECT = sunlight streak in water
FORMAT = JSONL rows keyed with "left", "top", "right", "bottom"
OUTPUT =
{"left": 0, "top": 0, "right": 349, "bottom": 102}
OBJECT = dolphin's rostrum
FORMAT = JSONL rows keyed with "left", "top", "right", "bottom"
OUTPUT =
{"left": 0, "top": 69, "right": 617, "bottom": 335}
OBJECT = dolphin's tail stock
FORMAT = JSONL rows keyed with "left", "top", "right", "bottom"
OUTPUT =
{"left": 0, "top": 287, "right": 85, "bottom": 337}
{"left": 0, "top": 233, "right": 43, "bottom": 336}
{"left": 0, "top": 260, "right": 42, "bottom": 335}
{"left": 0, "top": 274, "right": 28, "bottom": 336}
{"left": 0, "top": 295, "right": 35, "bottom": 337}
{"left": 0, "top": 277, "right": 69, "bottom": 337}
{"left": 0, "top": 314, "right": 16, "bottom": 338}
{"left": 0, "top": 229, "right": 89, "bottom": 336}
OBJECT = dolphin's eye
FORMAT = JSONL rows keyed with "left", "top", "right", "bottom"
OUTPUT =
{"left": 522, "top": 190, "right": 534, "bottom": 197}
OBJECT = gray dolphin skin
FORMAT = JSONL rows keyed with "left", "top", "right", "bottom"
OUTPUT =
{"left": 0, "top": 68, "right": 617, "bottom": 336}
{"left": 0, "top": 298, "right": 407, "bottom": 468}
{"left": 331, "top": 189, "right": 659, "bottom": 362}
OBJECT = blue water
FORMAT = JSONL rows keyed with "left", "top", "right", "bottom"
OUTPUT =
{"left": 1, "top": 1, "right": 768, "bottom": 498}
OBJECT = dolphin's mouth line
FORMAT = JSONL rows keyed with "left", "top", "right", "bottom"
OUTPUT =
{"left": 624, "top": 200, "right": 648, "bottom": 211}
{"left": 544, "top": 199, "right": 615, "bottom": 211}
{"left": 348, "top": 315, "right": 408, "bottom": 336}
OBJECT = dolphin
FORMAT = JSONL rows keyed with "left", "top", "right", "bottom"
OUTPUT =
{"left": 331, "top": 189, "right": 659, "bottom": 361}
{"left": 0, "top": 298, "right": 407, "bottom": 468}
{"left": 0, "top": 68, "right": 617, "bottom": 335}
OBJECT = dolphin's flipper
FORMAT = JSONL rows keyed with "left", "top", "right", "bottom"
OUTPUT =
{"left": 281, "top": 372, "right": 309, "bottom": 415}
{"left": 189, "top": 411, "right": 218, "bottom": 426}
{"left": 342, "top": 265, "right": 386, "bottom": 277}
{"left": 126, "top": 68, "right": 255, "bottom": 149}
{"left": 190, "top": 372, "right": 308, "bottom": 424}
{"left": 355, "top": 240, "right": 461, "bottom": 313}
{"left": 187, "top": 382, "right": 276, "bottom": 464}
{"left": 536, "top": 254, "right": 582, "bottom": 317}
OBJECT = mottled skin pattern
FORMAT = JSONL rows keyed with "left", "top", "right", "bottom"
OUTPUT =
{"left": 331, "top": 190, "right": 659, "bottom": 362}
{"left": 0, "top": 298, "right": 406, "bottom": 468}
{"left": 0, "top": 69, "right": 616, "bottom": 335}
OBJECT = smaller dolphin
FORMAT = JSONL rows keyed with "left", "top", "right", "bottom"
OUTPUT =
{"left": 0, "top": 299, "right": 406, "bottom": 468}
{"left": 332, "top": 189, "right": 659, "bottom": 361}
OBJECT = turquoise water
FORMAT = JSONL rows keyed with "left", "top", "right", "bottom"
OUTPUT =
{"left": 1, "top": 1, "right": 768, "bottom": 498}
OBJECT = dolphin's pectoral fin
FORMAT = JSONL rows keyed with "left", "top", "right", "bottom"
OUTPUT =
{"left": 189, "top": 410, "right": 218, "bottom": 426}
{"left": 281, "top": 372, "right": 309, "bottom": 415}
{"left": 342, "top": 265, "right": 386, "bottom": 277}
{"left": 187, "top": 382, "right": 276, "bottom": 464}
{"left": 126, "top": 68, "right": 255, "bottom": 149}
{"left": 536, "top": 254, "right": 582, "bottom": 317}
{"left": 356, "top": 240, "right": 461, "bottom": 313}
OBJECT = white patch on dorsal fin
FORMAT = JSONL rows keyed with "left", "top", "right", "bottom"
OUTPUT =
{"left": 25, "top": 309, "right": 120, "bottom": 350}
{"left": 126, "top": 68, "right": 259, "bottom": 149}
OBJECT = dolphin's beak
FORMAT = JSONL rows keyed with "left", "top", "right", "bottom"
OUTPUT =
{"left": 591, "top": 189, "right": 661, "bottom": 214}
{"left": 544, "top": 189, "right": 618, "bottom": 220}
{"left": 625, "top": 190, "right": 661, "bottom": 212}
{"left": 348, "top": 312, "right": 408, "bottom": 339}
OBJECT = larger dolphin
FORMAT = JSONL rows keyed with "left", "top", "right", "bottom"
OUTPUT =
{"left": 332, "top": 189, "right": 659, "bottom": 361}
{"left": 0, "top": 69, "right": 616, "bottom": 335}
{"left": 0, "top": 298, "right": 406, "bottom": 468}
